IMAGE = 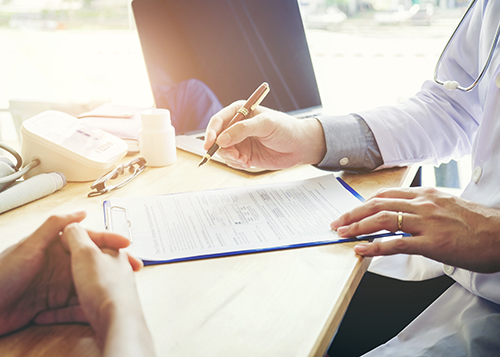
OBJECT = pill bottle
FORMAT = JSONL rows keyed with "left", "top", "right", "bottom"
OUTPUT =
{"left": 139, "top": 109, "right": 176, "bottom": 167}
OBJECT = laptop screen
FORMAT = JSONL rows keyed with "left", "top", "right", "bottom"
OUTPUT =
{"left": 132, "top": 0, "right": 322, "bottom": 134}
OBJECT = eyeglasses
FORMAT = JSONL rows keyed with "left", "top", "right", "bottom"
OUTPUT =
{"left": 88, "top": 157, "right": 147, "bottom": 197}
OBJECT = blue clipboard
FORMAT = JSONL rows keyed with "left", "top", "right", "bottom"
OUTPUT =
{"left": 104, "top": 176, "right": 408, "bottom": 265}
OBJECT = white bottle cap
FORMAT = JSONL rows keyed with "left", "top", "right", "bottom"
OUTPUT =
{"left": 139, "top": 108, "right": 176, "bottom": 167}
{"left": 141, "top": 108, "right": 171, "bottom": 130}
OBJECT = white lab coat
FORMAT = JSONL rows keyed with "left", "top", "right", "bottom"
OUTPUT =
{"left": 352, "top": 0, "right": 500, "bottom": 355}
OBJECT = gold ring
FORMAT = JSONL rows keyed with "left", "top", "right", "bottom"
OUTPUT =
{"left": 397, "top": 212, "right": 403, "bottom": 231}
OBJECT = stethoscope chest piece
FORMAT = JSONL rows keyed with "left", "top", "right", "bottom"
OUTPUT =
{"left": 434, "top": 0, "right": 500, "bottom": 92}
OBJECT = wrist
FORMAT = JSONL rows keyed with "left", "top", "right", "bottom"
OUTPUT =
{"left": 300, "top": 118, "right": 327, "bottom": 165}
{"left": 99, "top": 302, "right": 155, "bottom": 357}
{"left": 96, "top": 298, "right": 143, "bottom": 335}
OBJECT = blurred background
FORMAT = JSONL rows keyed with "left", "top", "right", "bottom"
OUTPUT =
{"left": 0, "top": 0, "right": 470, "bottom": 192}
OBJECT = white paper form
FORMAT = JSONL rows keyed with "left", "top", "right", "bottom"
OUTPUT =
{"left": 104, "top": 174, "right": 365, "bottom": 263}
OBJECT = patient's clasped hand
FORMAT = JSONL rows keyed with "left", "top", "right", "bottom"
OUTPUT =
{"left": 0, "top": 212, "right": 155, "bottom": 357}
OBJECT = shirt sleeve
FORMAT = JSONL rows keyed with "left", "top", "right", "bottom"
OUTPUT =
{"left": 315, "top": 114, "right": 383, "bottom": 172}
{"left": 445, "top": 267, "right": 500, "bottom": 305}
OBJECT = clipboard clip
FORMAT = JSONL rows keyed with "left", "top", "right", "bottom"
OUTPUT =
{"left": 88, "top": 157, "right": 147, "bottom": 197}
{"left": 106, "top": 205, "right": 134, "bottom": 242}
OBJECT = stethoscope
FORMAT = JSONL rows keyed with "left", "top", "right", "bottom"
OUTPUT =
{"left": 0, "top": 142, "right": 39, "bottom": 185}
{"left": 434, "top": 0, "right": 500, "bottom": 92}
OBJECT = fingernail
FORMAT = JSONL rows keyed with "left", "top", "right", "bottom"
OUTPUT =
{"left": 218, "top": 132, "right": 231, "bottom": 146}
{"left": 72, "top": 211, "right": 87, "bottom": 220}
{"left": 337, "top": 226, "right": 348, "bottom": 236}
{"left": 331, "top": 219, "right": 339, "bottom": 229}
{"left": 354, "top": 243, "right": 368, "bottom": 254}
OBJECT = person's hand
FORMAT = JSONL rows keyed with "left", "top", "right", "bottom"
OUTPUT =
{"left": 331, "top": 187, "right": 500, "bottom": 274}
{"left": 0, "top": 212, "right": 142, "bottom": 336}
{"left": 203, "top": 102, "right": 326, "bottom": 170}
{"left": 54, "top": 223, "right": 155, "bottom": 357}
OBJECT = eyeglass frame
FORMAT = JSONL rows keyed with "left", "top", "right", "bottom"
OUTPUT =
{"left": 88, "top": 157, "right": 147, "bottom": 197}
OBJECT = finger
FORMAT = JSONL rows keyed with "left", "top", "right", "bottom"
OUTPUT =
{"left": 27, "top": 211, "right": 87, "bottom": 248}
{"left": 33, "top": 305, "right": 87, "bottom": 325}
{"left": 61, "top": 225, "right": 131, "bottom": 251}
{"left": 60, "top": 223, "right": 100, "bottom": 253}
{"left": 336, "top": 211, "right": 419, "bottom": 237}
{"left": 63, "top": 225, "right": 142, "bottom": 271}
{"left": 100, "top": 247, "right": 141, "bottom": 272}
{"left": 331, "top": 198, "right": 416, "bottom": 230}
{"left": 354, "top": 235, "right": 426, "bottom": 257}
{"left": 217, "top": 146, "right": 241, "bottom": 162}
{"left": 223, "top": 159, "right": 252, "bottom": 170}
{"left": 204, "top": 101, "right": 245, "bottom": 149}
{"left": 86, "top": 230, "right": 131, "bottom": 250}
{"left": 369, "top": 187, "right": 420, "bottom": 200}
{"left": 217, "top": 113, "right": 275, "bottom": 148}
{"left": 217, "top": 147, "right": 250, "bottom": 169}
{"left": 206, "top": 101, "right": 245, "bottom": 132}
{"left": 204, "top": 127, "right": 218, "bottom": 151}
{"left": 126, "top": 252, "right": 144, "bottom": 272}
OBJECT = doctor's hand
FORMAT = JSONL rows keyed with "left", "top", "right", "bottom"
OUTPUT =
{"left": 203, "top": 102, "right": 326, "bottom": 170}
{"left": 331, "top": 187, "right": 500, "bottom": 274}
{"left": 0, "top": 212, "right": 143, "bottom": 337}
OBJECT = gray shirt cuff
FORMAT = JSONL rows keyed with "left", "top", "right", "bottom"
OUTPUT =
{"left": 315, "top": 114, "right": 383, "bottom": 172}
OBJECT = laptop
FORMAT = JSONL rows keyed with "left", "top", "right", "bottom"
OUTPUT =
{"left": 131, "top": 0, "right": 323, "bottom": 169}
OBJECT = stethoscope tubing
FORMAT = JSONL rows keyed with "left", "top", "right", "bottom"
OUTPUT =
{"left": 0, "top": 142, "right": 40, "bottom": 185}
{"left": 434, "top": 0, "right": 500, "bottom": 92}
{"left": 0, "top": 142, "right": 22, "bottom": 171}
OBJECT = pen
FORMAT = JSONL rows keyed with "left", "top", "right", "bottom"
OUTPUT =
{"left": 198, "top": 82, "right": 270, "bottom": 167}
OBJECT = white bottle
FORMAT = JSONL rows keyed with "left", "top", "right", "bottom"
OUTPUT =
{"left": 139, "top": 109, "right": 176, "bottom": 167}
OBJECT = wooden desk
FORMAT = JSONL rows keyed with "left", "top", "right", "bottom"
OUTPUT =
{"left": 0, "top": 150, "right": 414, "bottom": 357}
